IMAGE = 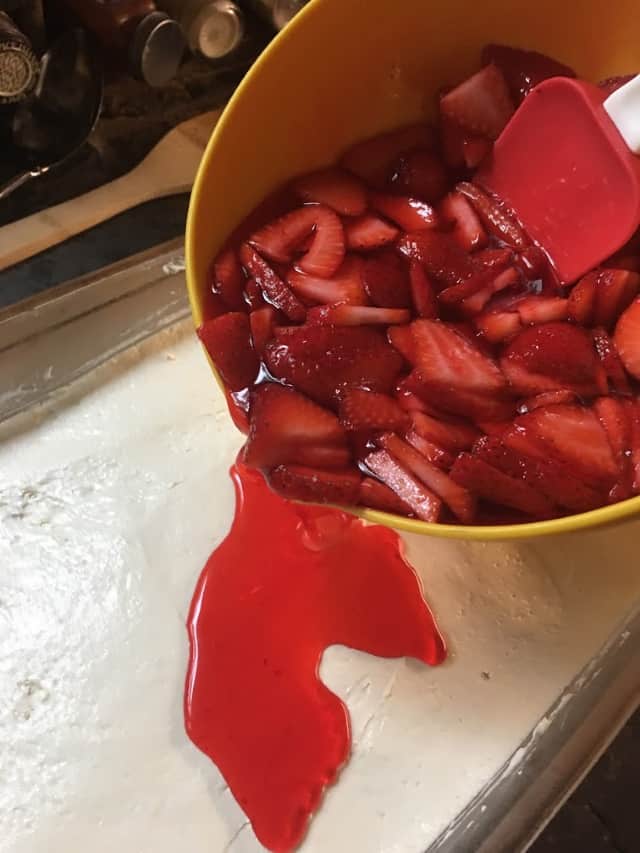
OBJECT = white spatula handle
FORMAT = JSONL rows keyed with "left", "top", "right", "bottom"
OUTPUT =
{"left": 603, "top": 74, "right": 640, "bottom": 154}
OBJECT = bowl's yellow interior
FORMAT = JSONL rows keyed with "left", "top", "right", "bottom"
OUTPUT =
{"left": 186, "top": 0, "right": 640, "bottom": 540}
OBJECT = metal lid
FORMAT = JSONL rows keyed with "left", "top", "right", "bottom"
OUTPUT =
{"left": 0, "top": 44, "right": 38, "bottom": 102}
{"left": 187, "top": 1, "right": 244, "bottom": 60}
{"left": 129, "top": 11, "right": 186, "bottom": 88}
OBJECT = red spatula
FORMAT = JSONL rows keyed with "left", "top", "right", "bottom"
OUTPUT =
{"left": 477, "top": 74, "right": 640, "bottom": 284}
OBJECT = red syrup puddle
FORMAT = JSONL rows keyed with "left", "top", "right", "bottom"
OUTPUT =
{"left": 184, "top": 462, "right": 446, "bottom": 852}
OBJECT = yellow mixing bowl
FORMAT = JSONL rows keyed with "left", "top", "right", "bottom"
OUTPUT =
{"left": 186, "top": 0, "right": 640, "bottom": 540}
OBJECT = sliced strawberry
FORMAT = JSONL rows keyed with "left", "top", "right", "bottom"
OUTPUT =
{"left": 438, "top": 268, "right": 496, "bottom": 306}
{"left": 475, "top": 310, "right": 522, "bottom": 343}
{"left": 439, "top": 112, "right": 492, "bottom": 169}
{"left": 473, "top": 435, "right": 603, "bottom": 513}
{"left": 461, "top": 267, "right": 521, "bottom": 315}
{"left": 287, "top": 256, "right": 367, "bottom": 306}
{"left": 613, "top": 297, "right": 640, "bottom": 380}
{"left": 411, "top": 379, "right": 516, "bottom": 422}
{"left": 514, "top": 245, "right": 552, "bottom": 283}
{"left": 307, "top": 304, "right": 410, "bottom": 326}
{"left": 249, "top": 306, "right": 278, "bottom": 357}
{"left": 450, "top": 453, "right": 554, "bottom": 518}
{"left": 567, "top": 271, "right": 597, "bottom": 325}
{"left": 397, "top": 231, "right": 477, "bottom": 285}
{"left": 370, "top": 193, "right": 439, "bottom": 231}
{"left": 395, "top": 381, "right": 430, "bottom": 414}
{"left": 411, "top": 409, "right": 479, "bottom": 452}
{"left": 501, "top": 322, "right": 607, "bottom": 397}
{"left": 379, "top": 433, "right": 475, "bottom": 522}
{"left": 516, "top": 296, "right": 569, "bottom": 325}
{"left": 439, "top": 191, "right": 488, "bottom": 252}
{"left": 625, "top": 399, "right": 640, "bottom": 493}
{"left": 409, "top": 260, "right": 438, "bottom": 318}
{"left": 593, "top": 269, "right": 640, "bottom": 330}
{"left": 249, "top": 205, "right": 345, "bottom": 278}
{"left": 265, "top": 324, "right": 404, "bottom": 406}
{"left": 245, "top": 384, "right": 349, "bottom": 470}
{"left": 268, "top": 464, "right": 361, "bottom": 505}
{"left": 456, "top": 182, "right": 529, "bottom": 250}
{"left": 240, "top": 244, "right": 306, "bottom": 321}
{"left": 345, "top": 214, "right": 399, "bottom": 251}
{"left": 387, "top": 324, "right": 415, "bottom": 362}
{"left": 212, "top": 247, "right": 246, "bottom": 311}
{"left": 440, "top": 64, "right": 514, "bottom": 140}
{"left": 340, "top": 123, "right": 436, "bottom": 187}
{"left": 593, "top": 328, "right": 632, "bottom": 393}
{"left": 364, "top": 449, "right": 442, "bottom": 522}
{"left": 594, "top": 396, "right": 633, "bottom": 499}
{"left": 292, "top": 167, "right": 367, "bottom": 216}
{"left": 339, "top": 388, "right": 409, "bottom": 432}
{"left": 598, "top": 74, "right": 635, "bottom": 97}
{"left": 244, "top": 276, "right": 267, "bottom": 310}
{"left": 408, "top": 319, "right": 507, "bottom": 394}
{"left": 503, "top": 404, "right": 618, "bottom": 487}
{"left": 481, "top": 44, "right": 576, "bottom": 103}
{"left": 605, "top": 253, "right": 640, "bottom": 273}
{"left": 197, "top": 312, "right": 259, "bottom": 392}
{"left": 358, "top": 476, "right": 414, "bottom": 516}
{"left": 388, "top": 149, "right": 448, "bottom": 202}
{"left": 405, "top": 430, "right": 455, "bottom": 469}
{"left": 362, "top": 249, "right": 412, "bottom": 308}
{"left": 519, "top": 390, "right": 578, "bottom": 412}
{"left": 474, "top": 247, "right": 514, "bottom": 272}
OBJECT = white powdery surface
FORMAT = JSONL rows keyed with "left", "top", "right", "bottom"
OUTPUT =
{"left": 1, "top": 324, "right": 639, "bottom": 853}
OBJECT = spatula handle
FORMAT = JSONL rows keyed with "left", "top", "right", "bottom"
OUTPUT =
{"left": 603, "top": 74, "right": 640, "bottom": 154}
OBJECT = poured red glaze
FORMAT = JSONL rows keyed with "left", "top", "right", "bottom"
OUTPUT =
{"left": 184, "top": 463, "right": 446, "bottom": 852}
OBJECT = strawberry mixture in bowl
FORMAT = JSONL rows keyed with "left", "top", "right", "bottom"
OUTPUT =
{"left": 195, "top": 45, "right": 640, "bottom": 532}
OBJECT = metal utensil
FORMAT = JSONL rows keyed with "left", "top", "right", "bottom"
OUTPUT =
{"left": 0, "top": 28, "right": 103, "bottom": 201}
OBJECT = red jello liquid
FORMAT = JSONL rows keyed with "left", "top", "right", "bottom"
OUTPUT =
{"left": 184, "top": 463, "right": 446, "bottom": 852}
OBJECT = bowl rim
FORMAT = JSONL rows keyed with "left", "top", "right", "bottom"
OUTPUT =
{"left": 185, "top": 1, "right": 640, "bottom": 541}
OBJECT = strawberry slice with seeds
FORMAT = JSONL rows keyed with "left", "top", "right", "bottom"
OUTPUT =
{"left": 473, "top": 435, "right": 602, "bottom": 512}
{"left": 518, "top": 390, "right": 579, "bottom": 413}
{"left": 287, "top": 256, "right": 366, "bottom": 306}
{"left": 307, "top": 304, "right": 411, "bottom": 326}
{"left": 405, "top": 430, "right": 455, "bottom": 469}
{"left": 212, "top": 247, "right": 246, "bottom": 311}
{"left": 450, "top": 453, "right": 554, "bottom": 518}
{"left": 408, "top": 319, "right": 507, "bottom": 394}
{"left": 265, "top": 324, "right": 404, "bottom": 406}
{"left": 292, "top": 167, "right": 367, "bottom": 216}
{"left": 240, "top": 244, "right": 306, "bottom": 321}
{"left": 594, "top": 396, "right": 633, "bottom": 499}
{"left": 244, "top": 276, "right": 267, "bottom": 310}
{"left": 593, "top": 269, "right": 640, "bottom": 329}
{"left": 439, "top": 112, "right": 492, "bottom": 169}
{"left": 411, "top": 378, "right": 516, "bottom": 422}
{"left": 593, "top": 328, "right": 632, "bottom": 393}
{"left": 474, "top": 310, "right": 522, "bottom": 343}
{"left": 364, "top": 449, "right": 442, "bottom": 522}
{"left": 438, "top": 268, "right": 497, "bottom": 306}
{"left": 624, "top": 399, "right": 640, "bottom": 494}
{"left": 249, "top": 205, "right": 345, "bottom": 278}
{"left": 388, "top": 149, "right": 448, "bottom": 202}
{"left": 358, "top": 477, "right": 414, "bottom": 516}
{"left": 516, "top": 296, "right": 569, "bottom": 325}
{"left": 340, "top": 123, "right": 436, "bottom": 187}
{"left": 379, "top": 433, "right": 476, "bottom": 522}
{"left": 474, "top": 247, "right": 514, "bottom": 272}
{"left": 461, "top": 267, "right": 520, "bottom": 315}
{"left": 398, "top": 231, "right": 477, "bottom": 285}
{"left": 345, "top": 214, "right": 399, "bottom": 251}
{"left": 268, "top": 464, "right": 362, "bottom": 505}
{"left": 409, "top": 260, "right": 438, "bottom": 318}
{"left": 456, "top": 182, "right": 529, "bottom": 250}
{"left": 249, "top": 306, "right": 278, "bottom": 357}
{"left": 503, "top": 404, "right": 618, "bottom": 487}
{"left": 482, "top": 44, "right": 576, "bottom": 104}
{"left": 245, "top": 384, "right": 349, "bottom": 470}
{"left": 439, "top": 191, "right": 488, "bottom": 252}
{"left": 370, "top": 193, "right": 439, "bottom": 231}
{"left": 339, "top": 388, "right": 409, "bottom": 432}
{"left": 440, "top": 64, "right": 515, "bottom": 140}
{"left": 411, "top": 409, "right": 479, "bottom": 452}
{"left": 387, "top": 324, "right": 415, "bottom": 362}
{"left": 198, "top": 312, "right": 259, "bottom": 392}
{"left": 501, "top": 322, "right": 607, "bottom": 397}
{"left": 362, "top": 248, "right": 412, "bottom": 308}
{"left": 567, "top": 271, "right": 597, "bottom": 325}
{"left": 613, "top": 297, "right": 640, "bottom": 380}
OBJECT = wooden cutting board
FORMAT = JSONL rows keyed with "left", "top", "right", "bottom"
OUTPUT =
{"left": 0, "top": 109, "right": 221, "bottom": 273}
